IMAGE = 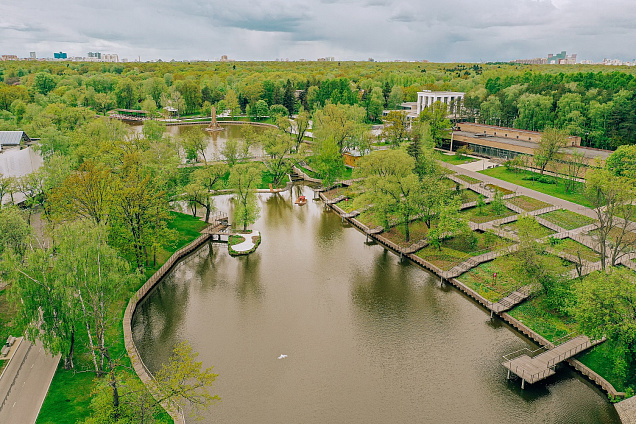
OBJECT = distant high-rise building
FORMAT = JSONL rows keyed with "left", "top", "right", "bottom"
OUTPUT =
{"left": 547, "top": 51, "right": 576, "bottom": 64}
{"left": 1, "top": 55, "right": 19, "bottom": 61}
{"left": 220, "top": 55, "right": 228, "bottom": 61}
{"left": 102, "top": 54, "right": 119, "bottom": 62}
{"left": 88, "top": 52, "right": 102, "bottom": 59}
{"left": 29, "top": 52, "right": 36, "bottom": 59}
{"left": 53, "top": 52, "right": 67, "bottom": 59}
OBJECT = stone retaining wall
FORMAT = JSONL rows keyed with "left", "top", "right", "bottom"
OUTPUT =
{"left": 123, "top": 233, "right": 212, "bottom": 424}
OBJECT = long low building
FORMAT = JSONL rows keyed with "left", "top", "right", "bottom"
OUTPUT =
{"left": 0, "top": 131, "right": 31, "bottom": 151}
{"left": 451, "top": 122, "right": 611, "bottom": 163}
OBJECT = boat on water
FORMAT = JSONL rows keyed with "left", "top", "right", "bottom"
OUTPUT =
{"left": 295, "top": 195, "right": 307, "bottom": 205}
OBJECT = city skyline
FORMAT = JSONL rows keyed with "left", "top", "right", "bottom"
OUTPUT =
{"left": 2, "top": 0, "right": 636, "bottom": 63}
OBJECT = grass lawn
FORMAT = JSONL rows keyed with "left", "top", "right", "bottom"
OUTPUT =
{"left": 455, "top": 174, "right": 482, "bottom": 184}
{"left": 499, "top": 221, "right": 556, "bottom": 238}
{"left": 457, "top": 258, "right": 526, "bottom": 302}
{"left": 415, "top": 231, "right": 513, "bottom": 270}
{"left": 539, "top": 209, "right": 596, "bottom": 230}
{"left": 339, "top": 198, "right": 358, "bottom": 213}
{"left": 37, "top": 212, "right": 207, "bottom": 424}
{"left": 382, "top": 220, "right": 433, "bottom": 247}
{"left": 507, "top": 195, "right": 552, "bottom": 212}
{"left": 478, "top": 167, "right": 592, "bottom": 207}
{"left": 508, "top": 296, "right": 578, "bottom": 343}
{"left": 458, "top": 254, "right": 573, "bottom": 302}
{"left": 357, "top": 210, "right": 387, "bottom": 229}
{"left": 298, "top": 164, "right": 320, "bottom": 179}
{"left": 554, "top": 238, "right": 601, "bottom": 263}
{"left": 322, "top": 186, "right": 346, "bottom": 200}
{"left": 485, "top": 184, "right": 515, "bottom": 195}
{"left": 578, "top": 341, "right": 636, "bottom": 393}
{"left": 457, "top": 189, "right": 481, "bottom": 204}
{"left": 462, "top": 203, "right": 517, "bottom": 224}
{"left": 436, "top": 153, "right": 479, "bottom": 165}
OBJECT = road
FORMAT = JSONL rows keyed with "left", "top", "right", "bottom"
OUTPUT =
{"left": 0, "top": 338, "right": 60, "bottom": 424}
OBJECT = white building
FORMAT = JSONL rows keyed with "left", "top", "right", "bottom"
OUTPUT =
{"left": 416, "top": 90, "right": 465, "bottom": 115}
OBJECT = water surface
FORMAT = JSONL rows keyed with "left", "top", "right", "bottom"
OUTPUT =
{"left": 132, "top": 186, "right": 619, "bottom": 424}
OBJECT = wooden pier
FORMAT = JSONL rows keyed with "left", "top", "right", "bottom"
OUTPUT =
{"left": 503, "top": 335, "right": 599, "bottom": 389}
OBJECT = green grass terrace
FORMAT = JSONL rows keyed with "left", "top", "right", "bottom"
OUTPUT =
{"left": 506, "top": 195, "right": 552, "bottom": 212}
{"left": 462, "top": 203, "right": 517, "bottom": 224}
{"left": 415, "top": 231, "right": 514, "bottom": 271}
{"left": 457, "top": 255, "right": 574, "bottom": 302}
{"left": 539, "top": 209, "right": 596, "bottom": 230}
{"left": 478, "top": 167, "right": 592, "bottom": 208}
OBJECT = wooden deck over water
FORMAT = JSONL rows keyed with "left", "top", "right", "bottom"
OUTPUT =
{"left": 503, "top": 335, "right": 597, "bottom": 388}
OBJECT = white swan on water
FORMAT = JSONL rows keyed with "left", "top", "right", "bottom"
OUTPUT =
{"left": 278, "top": 354, "right": 288, "bottom": 359}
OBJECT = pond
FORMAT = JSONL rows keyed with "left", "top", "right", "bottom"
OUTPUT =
{"left": 128, "top": 123, "right": 266, "bottom": 162}
{"left": 132, "top": 186, "right": 619, "bottom": 423}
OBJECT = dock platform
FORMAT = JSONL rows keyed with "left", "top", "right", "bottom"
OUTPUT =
{"left": 503, "top": 335, "right": 597, "bottom": 388}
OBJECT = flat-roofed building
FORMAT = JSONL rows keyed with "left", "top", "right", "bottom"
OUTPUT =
{"left": 416, "top": 90, "right": 465, "bottom": 115}
{"left": 451, "top": 123, "right": 610, "bottom": 173}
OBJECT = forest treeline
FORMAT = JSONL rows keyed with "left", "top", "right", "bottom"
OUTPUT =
{"left": 1, "top": 61, "right": 636, "bottom": 149}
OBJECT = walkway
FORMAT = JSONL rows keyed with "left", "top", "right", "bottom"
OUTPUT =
{"left": 440, "top": 162, "right": 597, "bottom": 219}
{"left": 232, "top": 231, "right": 260, "bottom": 253}
{"left": 616, "top": 395, "right": 636, "bottom": 424}
{"left": 503, "top": 335, "right": 596, "bottom": 388}
{"left": 0, "top": 338, "right": 60, "bottom": 424}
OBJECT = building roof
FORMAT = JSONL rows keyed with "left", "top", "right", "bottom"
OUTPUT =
{"left": 0, "top": 131, "right": 29, "bottom": 147}
{"left": 454, "top": 131, "right": 612, "bottom": 160}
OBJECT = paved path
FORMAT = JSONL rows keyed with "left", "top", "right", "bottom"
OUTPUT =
{"left": 440, "top": 162, "right": 598, "bottom": 219}
{"left": 0, "top": 338, "right": 60, "bottom": 424}
{"left": 232, "top": 230, "right": 260, "bottom": 253}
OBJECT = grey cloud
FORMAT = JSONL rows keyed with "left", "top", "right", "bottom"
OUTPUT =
{"left": 1, "top": 0, "right": 636, "bottom": 62}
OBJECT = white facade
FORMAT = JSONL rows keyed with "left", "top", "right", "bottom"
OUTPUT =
{"left": 416, "top": 90, "right": 465, "bottom": 115}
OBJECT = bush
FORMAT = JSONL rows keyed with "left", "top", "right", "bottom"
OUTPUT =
{"left": 522, "top": 174, "right": 556, "bottom": 184}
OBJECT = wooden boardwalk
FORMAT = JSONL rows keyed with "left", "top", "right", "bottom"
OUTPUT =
{"left": 503, "top": 335, "right": 597, "bottom": 388}
{"left": 490, "top": 285, "right": 534, "bottom": 313}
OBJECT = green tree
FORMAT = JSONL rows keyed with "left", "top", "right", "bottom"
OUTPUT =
{"left": 176, "top": 79, "right": 202, "bottom": 114}
{"left": 585, "top": 169, "right": 636, "bottom": 268}
{"left": 224, "top": 89, "right": 241, "bottom": 120}
{"left": 533, "top": 127, "right": 568, "bottom": 175}
{"left": 427, "top": 198, "right": 470, "bottom": 250}
{"left": 85, "top": 341, "right": 219, "bottom": 423}
{"left": 0, "top": 206, "right": 31, "bottom": 256}
{"left": 183, "top": 164, "right": 227, "bottom": 223}
{"left": 254, "top": 99, "right": 269, "bottom": 120}
{"left": 355, "top": 149, "right": 426, "bottom": 242}
{"left": 313, "top": 103, "right": 366, "bottom": 153}
{"left": 311, "top": 137, "right": 343, "bottom": 189}
{"left": 419, "top": 102, "right": 451, "bottom": 147}
{"left": 114, "top": 78, "right": 137, "bottom": 109}
{"left": 260, "top": 128, "right": 294, "bottom": 186}
{"left": 229, "top": 163, "right": 262, "bottom": 231}
{"left": 33, "top": 72, "right": 57, "bottom": 95}
{"left": 606, "top": 144, "right": 636, "bottom": 180}
{"left": 509, "top": 216, "right": 568, "bottom": 309}
{"left": 380, "top": 110, "right": 409, "bottom": 147}
{"left": 573, "top": 267, "right": 636, "bottom": 382}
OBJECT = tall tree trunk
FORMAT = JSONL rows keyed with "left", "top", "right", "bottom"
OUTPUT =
{"left": 64, "top": 329, "right": 75, "bottom": 370}
{"left": 78, "top": 291, "right": 101, "bottom": 375}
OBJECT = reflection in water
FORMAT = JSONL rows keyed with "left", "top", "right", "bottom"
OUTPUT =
{"left": 132, "top": 186, "right": 620, "bottom": 424}
{"left": 128, "top": 123, "right": 265, "bottom": 162}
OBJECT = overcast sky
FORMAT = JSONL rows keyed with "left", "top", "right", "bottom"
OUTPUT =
{"left": 2, "top": 0, "right": 635, "bottom": 62}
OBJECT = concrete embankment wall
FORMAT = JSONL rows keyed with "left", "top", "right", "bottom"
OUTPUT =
{"left": 123, "top": 233, "right": 213, "bottom": 424}
{"left": 320, "top": 192, "right": 627, "bottom": 404}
